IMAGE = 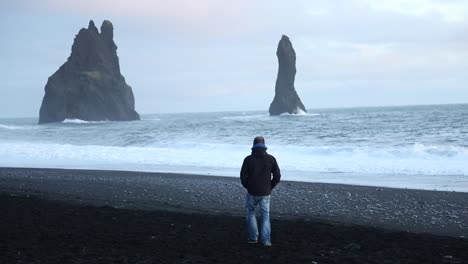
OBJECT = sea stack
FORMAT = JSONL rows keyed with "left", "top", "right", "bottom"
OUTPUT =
{"left": 269, "top": 35, "right": 306, "bottom": 115}
{"left": 38, "top": 20, "right": 140, "bottom": 124}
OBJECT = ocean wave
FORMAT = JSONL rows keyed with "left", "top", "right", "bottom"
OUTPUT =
{"left": 141, "top": 118, "right": 161, "bottom": 121}
{"left": 221, "top": 112, "right": 320, "bottom": 121}
{"left": 279, "top": 112, "right": 320, "bottom": 116}
{"left": 62, "top": 119, "right": 111, "bottom": 124}
{"left": 0, "top": 124, "right": 36, "bottom": 130}
{"left": 0, "top": 141, "right": 466, "bottom": 178}
{"left": 1, "top": 106, "right": 466, "bottom": 191}
{"left": 221, "top": 114, "right": 268, "bottom": 121}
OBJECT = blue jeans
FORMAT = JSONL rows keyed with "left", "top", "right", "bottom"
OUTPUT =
{"left": 245, "top": 193, "right": 271, "bottom": 244}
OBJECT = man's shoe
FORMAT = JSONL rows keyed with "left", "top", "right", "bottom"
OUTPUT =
{"left": 248, "top": 239, "right": 258, "bottom": 244}
{"left": 263, "top": 241, "right": 272, "bottom": 247}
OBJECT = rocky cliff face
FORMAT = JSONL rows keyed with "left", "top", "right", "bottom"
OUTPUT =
{"left": 39, "top": 20, "right": 140, "bottom": 124}
{"left": 269, "top": 35, "right": 306, "bottom": 115}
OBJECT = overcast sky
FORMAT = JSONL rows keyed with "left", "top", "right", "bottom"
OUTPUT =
{"left": 1, "top": 0, "right": 467, "bottom": 117}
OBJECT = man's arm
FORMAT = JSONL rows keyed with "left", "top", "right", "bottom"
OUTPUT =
{"left": 271, "top": 156, "right": 281, "bottom": 189}
{"left": 240, "top": 157, "right": 249, "bottom": 189}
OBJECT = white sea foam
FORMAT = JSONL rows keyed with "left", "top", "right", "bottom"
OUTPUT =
{"left": 62, "top": 119, "right": 111, "bottom": 124}
{"left": 1, "top": 105, "right": 467, "bottom": 191}
{"left": 296, "top": 108, "right": 307, "bottom": 115}
{"left": 0, "top": 124, "right": 36, "bottom": 130}
{"left": 279, "top": 111, "right": 319, "bottom": 116}
{"left": 0, "top": 141, "right": 466, "bottom": 191}
{"left": 221, "top": 112, "right": 319, "bottom": 121}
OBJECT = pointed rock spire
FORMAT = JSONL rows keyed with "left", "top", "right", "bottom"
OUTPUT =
{"left": 269, "top": 35, "right": 306, "bottom": 115}
{"left": 100, "top": 20, "right": 114, "bottom": 40}
{"left": 38, "top": 20, "right": 140, "bottom": 124}
{"left": 88, "top": 20, "right": 99, "bottom": 34}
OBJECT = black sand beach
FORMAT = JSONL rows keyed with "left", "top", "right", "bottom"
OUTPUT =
{"left": 1, "top": 167, "right": 468, "bottom": 263}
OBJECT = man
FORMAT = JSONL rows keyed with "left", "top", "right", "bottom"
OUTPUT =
{"left": 240, "top": 136, "right": 281, "bottom": 247}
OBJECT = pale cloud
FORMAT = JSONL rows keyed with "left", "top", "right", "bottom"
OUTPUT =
{"left": 364, "top": 0, "right": 468, "bottom": 23}
{"left": 292, "top": 34, "right": 468, "bottom": 85}
{"left": 1, "top": 0, "right": 467, "bottom": 117}
{"left": 4, "top": 0, "right": 253, "bottom": 34}
{"left": 326, "top": 41, "right": 396, "bottom": 58}
{"left": 44, "top": 0, "right": 248, "bottom": 19}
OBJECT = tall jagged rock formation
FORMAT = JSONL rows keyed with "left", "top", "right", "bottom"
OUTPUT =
{"left": 269, "top": 35, "right": 306, "bottom": 115}
{"left": 39, "top": 20, "right": 140, "bottom": 124}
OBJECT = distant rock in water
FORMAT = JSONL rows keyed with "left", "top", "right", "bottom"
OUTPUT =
{"left": 39, "top": 20, "right": 140, "bottom": 124}
{"left": 269, "top": 35, "right": 306, "bottom": 116}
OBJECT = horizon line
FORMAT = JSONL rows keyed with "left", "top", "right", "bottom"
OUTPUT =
{"left": 1, "top": 102, "right": 466, "bottom": 119}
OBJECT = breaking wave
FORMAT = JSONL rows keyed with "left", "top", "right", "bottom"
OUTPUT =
{"left": 0, "top": 124, "right": 36, "bottom": 130}
{"left": 0, "top": 141, "right": 465, "bottom": 177}
{"left": 62, "top": 119, "right": 111, "bottom": 124}
{"left": 1, "top": 105, "right": 467, "bottom": 191}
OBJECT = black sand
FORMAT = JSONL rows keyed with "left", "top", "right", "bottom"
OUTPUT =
{"left": 1, "top": 167, "right": 468, "bottom": 263}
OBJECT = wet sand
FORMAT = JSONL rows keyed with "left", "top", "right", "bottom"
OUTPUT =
{"left": 1, "top": 167, "right": 468, "bottom": 263}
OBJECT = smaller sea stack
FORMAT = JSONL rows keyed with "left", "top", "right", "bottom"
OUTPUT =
{"left": 269, "top": 35, "right": 306, "bottom": 115}
{"left": 39, "top": 20, "right": 140, "bottom": 124}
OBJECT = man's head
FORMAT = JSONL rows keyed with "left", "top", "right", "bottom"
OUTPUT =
{"left": 253, "top": 136, "right": 265, "bottom": 145}
{"left": 252, "top": 136, "right": 267, "bottom": 150}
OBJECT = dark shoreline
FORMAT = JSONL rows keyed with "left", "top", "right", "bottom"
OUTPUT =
{"left": 1, "top": 167, "right": 468, "bottom": 263}
{"left": 2, "top": 194, "right": 468, "bottom": 263}
{"left": 1, "top": 167, "right": 467, "bottom": 237}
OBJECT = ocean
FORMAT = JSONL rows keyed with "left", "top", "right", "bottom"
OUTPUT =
{"left": 0, "top": 104, "right": 467, "bottom": 191}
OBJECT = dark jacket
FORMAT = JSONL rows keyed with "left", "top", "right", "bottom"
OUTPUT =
{"left": 240, "top": 148, "right": 281, "bottom": 196}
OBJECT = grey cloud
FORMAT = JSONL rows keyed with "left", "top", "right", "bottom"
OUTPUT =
{"left": 1, "top": 1, "right": 467, "bottom": 117}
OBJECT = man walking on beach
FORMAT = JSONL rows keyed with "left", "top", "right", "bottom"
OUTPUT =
{"left": 240, "top": 136, "right": 281, "bottom": 247}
